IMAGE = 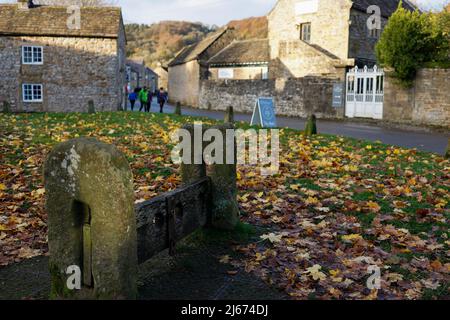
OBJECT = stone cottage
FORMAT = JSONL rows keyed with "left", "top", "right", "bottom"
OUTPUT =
{"left": 168, "top": 27, "right": 235, "bottom": 107}
{"left": 268, "top": 0, "right": 416, "bottom": 79}
{"left": 0, "top": 0, "right": 127, "bottom": 112}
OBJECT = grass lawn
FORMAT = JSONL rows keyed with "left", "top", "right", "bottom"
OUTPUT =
{"left": 0, "top": 111, "right": 448, "bottom": 300}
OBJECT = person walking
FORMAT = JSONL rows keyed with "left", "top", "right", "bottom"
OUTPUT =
{"left": 128, "top": 90, "right": 137, "bottom": 111}
{"left": 138, "top": 87, "right": 148, "bottom": 112}
{"left": 157, "top": 87, "right": 168, "bottom": 113}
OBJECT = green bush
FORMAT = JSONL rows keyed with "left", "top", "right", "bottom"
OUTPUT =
{"left": 376, "top": 3, "right": 449, "bottom": 87}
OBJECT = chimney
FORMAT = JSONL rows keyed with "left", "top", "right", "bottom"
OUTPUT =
{"left": 18, "top": 0, "right": 34, "bottom": 10}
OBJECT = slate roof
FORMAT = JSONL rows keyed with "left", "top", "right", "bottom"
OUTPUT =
{"left": 208, "top": 39, "right": 270, "bottom": 66}
{"left": 0, "top": 3, "right": 123, "bottom": 38}
{"left": 352, "top": 0, "right": 417, "bottom": 18}
{"left": 169, "top": 28, "right": 229, "bottom": 67}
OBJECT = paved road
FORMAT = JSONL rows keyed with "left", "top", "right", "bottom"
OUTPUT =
{"left": 128, "top": 101, "right": 449, "bottom": 155}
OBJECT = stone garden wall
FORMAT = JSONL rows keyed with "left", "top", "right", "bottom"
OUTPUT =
{"left": 384, "top": 68, "right": 450, "bottom": 128}
{"left": 198, "top": 77, "right": 344, "bottom": 119}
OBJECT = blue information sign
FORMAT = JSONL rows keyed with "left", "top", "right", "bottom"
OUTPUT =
{"left": 251, "top": 97, "right": 277, "bottom": 128}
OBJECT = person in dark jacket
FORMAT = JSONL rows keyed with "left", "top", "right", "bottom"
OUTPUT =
{"left": 128, "top": 91, "right": 137, "bottom": 111}
{"left": 157, "top": 87, "right": 168, "bottom": 113}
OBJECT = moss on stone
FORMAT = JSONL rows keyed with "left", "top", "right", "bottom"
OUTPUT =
{"left": 224, "top": 106, "right": 234, "bottom": 123}
{"left": 88, "top": 100, "right": 96, "bottom": 114}
{"left": 2, "top": 101, "right": 11, "bottom": 113}
{"left": 305, "top": 114, "right": 317, "bottom": 136}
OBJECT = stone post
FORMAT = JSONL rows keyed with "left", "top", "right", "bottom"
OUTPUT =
{"left": 180, "top": 124, "right": 206, "bottom": 185}
{"left": 445, "top": 139, "right": 450, "bottom": 159}
{"left": 224, "top": 106, "right": 234, "bottom": 123}
{"left": 174, "top": 102, "right": 182, "bottom": 116}
{"left": 44, "top": 138, "right": 137, "bottom": 300}
{"left": 305, "top": 114, "right": 317, "bottom": 136}
{"left": 2, "top": 101, "right": 11, "bottom": 113}
{"left": 208, "top": 123, "right": 240, "bottom": 230}
{"left": 88, "top": 100, "right": 96, "bottom": 114}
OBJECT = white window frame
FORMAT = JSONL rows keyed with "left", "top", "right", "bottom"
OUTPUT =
{"left": 22, "top": 46, "right": 43, "bottom": 65}
{"left": 300, "top": 23, "right": 312, "bottom": 43}
{"left": 22, "top": 84, "right": 43, "bottom": 102}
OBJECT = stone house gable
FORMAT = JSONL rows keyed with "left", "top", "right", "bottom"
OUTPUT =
{"left": 0, "top": 1, "right": 126, "bottom": 113}
{"left": 168, "top": 27, "right": 235, "bottom": 107}
{"left": 169, "top": 28, "right": 232, "bottom": 67}
{"left": 268, "top": 0, "right": 416, "bottom": 78}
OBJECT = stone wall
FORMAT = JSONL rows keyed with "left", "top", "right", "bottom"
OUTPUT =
{"left": 0, "top": 35, "right": 125, "bottom": 113}
{"left": 168, "top": 60, "right": 200, "bottom": 107}
{"left": 269, "top": 40, "right": 347, "bottom": 79}
{"left": 155, "top": 66, "right": 168, "bottom": 91}
{"left": 384, "top": 69, "right": 450, "bottom": 128}
{"left": 198, "top": 77, "right": 343, "bottom": 119}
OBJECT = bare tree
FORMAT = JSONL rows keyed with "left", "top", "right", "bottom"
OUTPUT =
{"left": 34, "top": 0, "right": 117, "bottom": 6}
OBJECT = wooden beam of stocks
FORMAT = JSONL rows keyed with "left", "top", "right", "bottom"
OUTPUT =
{"left": 135, "top": 177, "right": 210, "bottom": 263}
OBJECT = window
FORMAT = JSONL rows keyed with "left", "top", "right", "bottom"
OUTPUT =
{"left": 22, "top": 84, "right": 43, "bottom": 102}
{"left": 22, "top": 46, "right": 43, "bottom": 64}
{"left": 300, "top": 23, "right": 311, "bottom": 43}
{"left": 218, "top": 68, "right": 234, "bottom": 79}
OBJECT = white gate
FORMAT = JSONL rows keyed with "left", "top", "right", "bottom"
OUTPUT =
{"left": 345, "top": 65, "right": 384, "bottom": 120}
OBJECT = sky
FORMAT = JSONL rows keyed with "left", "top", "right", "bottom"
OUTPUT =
{"left": 0, "top": 0, "right": 448, "bottom": 25}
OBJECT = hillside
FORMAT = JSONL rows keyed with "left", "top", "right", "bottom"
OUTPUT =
{"left": 227, "top": 16, "right": 268, "bottom": 40}
{"left": 125, "top": 21, "right": 216, "bottom": 69}
{"left": 125, "top": 17, "right": 268, "bottom": 68}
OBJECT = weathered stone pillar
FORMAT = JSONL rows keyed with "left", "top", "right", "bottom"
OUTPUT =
{"left": 224, "top": 106, "right": 234, "bottom": 123}
{"left": 209, "top": 123, "right": 240, "bottom": 230}
{"left": 180, "top": 123, "right": 206, "bottom": 185}
{"left": 175, "top": 102, "right": 182, "bottom": 115}
{"left": 2, "top": 101, "right": 11, "bottom": 113}
{"left": 305, "top": 114, "right": 317, "bottom": 136}
{"left": 88, "top": 100, "right": 96, "bottom": 114}
{"left": 44, "top": 138, "right": 137, "bottom": 300}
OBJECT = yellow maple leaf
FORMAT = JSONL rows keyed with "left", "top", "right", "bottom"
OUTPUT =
{"left": 305, "top": 264, "right": 327, "bottom": 281}
{"left": 367, "top": 201, "right": 381, "bottom": 213}
{"left": 260, "top": 233, "right": 283, "bottom": 244}
{"left": 342, "top": 234, "right": 363, "bottom": 242}
{"left": 0, "top": 183, "right": 6, "bottom": 191}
